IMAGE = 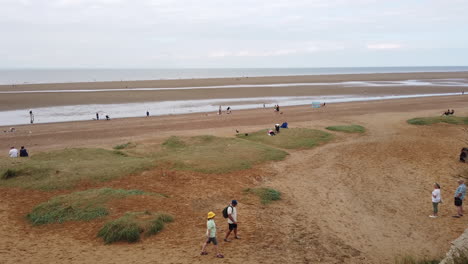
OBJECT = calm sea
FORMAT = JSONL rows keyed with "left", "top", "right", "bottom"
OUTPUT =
{"left": 1, "top": 66, "right": 467, "bottom": 85}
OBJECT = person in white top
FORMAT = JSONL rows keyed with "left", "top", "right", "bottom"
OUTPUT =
{"left": 430, "top": 183, "right": 442, "bottom": 218}
{"left": 224, "top": 200, "right": 239, "bottom": 242}
{"left": 9, "top": 147, "right": 18, "bottom": 158}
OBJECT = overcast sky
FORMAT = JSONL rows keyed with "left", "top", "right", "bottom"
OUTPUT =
{"left": 1, "top": 0, "right": 467, "bottom": 68}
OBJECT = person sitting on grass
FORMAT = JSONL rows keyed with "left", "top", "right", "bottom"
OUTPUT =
{"left": 450, "top": 109, "right": 455, "bottom": 115}
{"left": 201, "top": 212, "right": 224, "bottom": 258}
{"left": 19, "top": 146, "right": 29, "bottom": 157}
{"left": 268, "top": 130, "right": 276, "bottom": 136}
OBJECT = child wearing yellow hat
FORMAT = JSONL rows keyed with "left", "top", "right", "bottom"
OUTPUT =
{"left": 201, "top": 211, "right": 224, "bottom": 258}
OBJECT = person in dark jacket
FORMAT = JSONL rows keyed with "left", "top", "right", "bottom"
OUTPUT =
{"left": 19, "top": 146, "right": 29, "bottom": 157}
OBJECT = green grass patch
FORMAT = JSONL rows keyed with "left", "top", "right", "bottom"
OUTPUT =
{"left": 113, "top": 142, "right": 136, "bottom": 150}
{"left": 154, "top": 135, "right": 288, "bottom": 173}
{"left": 326, "top": 125, "right": 365, "bottom": 133}
{"left": 27, "top": 188, "right": 158, "bottom": 225}
{"left": 237, "top": 128, "right": 333, "bottom": 149}
{"left": 244, "top": 187, "right": 281, "bottom": 204}
{"left": 407, "top": 116, "right": 468, "bottom": 126}
{"left": 394, "top": 256, "right": 440, "bottom": 264}
{"left": 97, "top": 211, "right": 174, "bottom": 244}
{"left": 0, "top": 148, "right": 153, "bottom": 190}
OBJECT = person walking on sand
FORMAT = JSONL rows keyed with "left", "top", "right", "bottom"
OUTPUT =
{"left": 430, "top": 183, "right": 441, "bottom": 218}
{"left": 9, "top": 147, "right": 18, "bottom": 158}
{"left": 224, "top": 200, "right": 239, "bottom": 242}
{"left": 29, "top": 110, "right": 34, "bottom": 124}
{"left": 146, "top": 111, "right": 149, "bottom": 117}
{"left": 96, "top": 112, "right": 99, "bottom": 120}
{"left": 453, "top": 179, "right": 466, "bottom": 218}
{"left": 201, "top": 212, "right": 224, "bottom": 258}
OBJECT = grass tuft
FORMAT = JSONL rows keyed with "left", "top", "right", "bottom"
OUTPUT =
{"left": 407, "top": 116, "right": 468, "bottom": 126}
{"left": 155, "top": 135, "right": 288, "bottom": 173}
{"left": 113, "top": 142, "right": 135, "bottom": 150}
{"left": 27, "top": 188, "right": 154, "bottom": 225}
{"left": 237, "top": 128, "right": 333, "bottom": 149}
{"left": 98, "top": 211, "right": 174, "bottom": 244}
{"left": 244, "top": 187, "right": 281, "bottom": 204}
{"left": 1, "top": 169, "right": 19, "bottom": 180}
{"left": 394, "top": 256, "right": 440, "bottom": 264}
{"left": 0, "top": 148, "right": 153, "bottom": 190}
{"left": 326, "top": 125, "right": 365, "bottom": 133}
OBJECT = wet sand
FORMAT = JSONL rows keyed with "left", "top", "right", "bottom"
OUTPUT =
{"left": 0, "top": 71, "right": 467, "bottom": 111}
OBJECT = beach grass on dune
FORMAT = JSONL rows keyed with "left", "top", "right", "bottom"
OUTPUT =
{"left": 237, "top": 128, "right": 333, "bottom": 149}
{"left": 407, "top": 116, "right": 468, "bottom": 125}
{"left": 326, "top": 125, "right": 366, "bottom": 133}
{"left": 113, "top": 142, "right": 136, "bottom": 150}
{"left": 0, "top": 148, "right": 153, "bottom": 190}
{"left": 27, "top": 188, "right": 159, "bottom": 225}
{"left": 152, "top": 135, "right": 288, "bottom": 173}
{"left": 244, "top": 187, "right": 281, "bottom": 204}
{"left": 394, "top": 256, "right": 441, "bottom": 264}
{"left": 97, "top": 211, "right": 174, "bottom": 244}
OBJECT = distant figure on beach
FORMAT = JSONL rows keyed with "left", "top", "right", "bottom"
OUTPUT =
{"left": 218, "top": 105, "right": 222, "bottom": 115}
{"left": 96, "top": 112, "right": 99, "bottom": 120}
{"left": 275, "top": 124, "right": 280, "bottom": 134}
{"left": 29, "top": 110, "right": 34, "bottom": 124}
{"left": 9, "top": 147, "right": 18, "bottom": 158}
{"left": 276, "top": 105, "right": 280, "bottom": 112}
{"left": 322, "top": 102, "right": 326, "bottom": 107}
{"left": 227, "top": 107, "right": 231, "bottom": 114}
{"left": 460, "top": 148, "right": 468, "bottom": 162}
{"left": 200, "top": 212, "right": 224, "bottom": 258}
{"left": 453, "top": 179, "right": 466, "bottom": 218}
{"left": 19, "top": 146, "right": 29, "bottom": 157}
{"left": 430, "top": 183, "right": 441, "bottom": 218}
{"left": 263, "top": 103, "right": 265, "bottom": 108}
{"left": 105, "top": 115, "right": 110, "bottom": 120}
{"left": 146, "top": 111, "right": 149, "bottom": 117}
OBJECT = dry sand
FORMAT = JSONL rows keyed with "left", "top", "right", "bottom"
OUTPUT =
{"left": 1, "top": 73, "right": 468, "bottom": 263}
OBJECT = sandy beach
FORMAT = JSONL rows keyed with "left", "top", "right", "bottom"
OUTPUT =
{"left": 1, "top": 71, "right": 467, "bottom": 111}
{"left": 1, "top": 72, "right": 468, "bottom": 263}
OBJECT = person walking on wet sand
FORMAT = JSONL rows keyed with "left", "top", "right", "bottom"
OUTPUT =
{"left": 453, "top": 179, "right": 466, "bottom": 218}
{"left": 224, "top": 200, "right": 239, "bottom": 242}
{"left": 430, "top": 183, "right": 441, "bottom": 218}
{"left": 146, "top": 111, "right": 149, "bottom": 117}
{"left": 201, "top": 212, "right": 224, "bottom": 258}
{"left": 96, "top": 112, "right": 99, "bottom": 120}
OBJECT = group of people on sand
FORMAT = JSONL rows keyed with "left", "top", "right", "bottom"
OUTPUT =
{"left": 8, "top": 146, "right": 29, "bottom": 158}
{"left": 430, "top": 179, "right": 466, "bottom": 218}
{"left": 443, "top": 109, "right": 455, "bottom": 116}
{"left": 95, "top": 112, "right": 111, "bottom": 121}
{"left": 201, "top": 200, "right": 239, "bottom": 258}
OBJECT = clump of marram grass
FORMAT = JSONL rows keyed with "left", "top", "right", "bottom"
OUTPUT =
{"left": 155, "top": 135, "right": 287, "bottom": 173}
{"left": 1, "top": 168, "right": 19, "bottom": 180}
{"left": 394, "top": 255, "right": 440, "bottom": 264}
{"left": 237, "top": 128, "right": 333, "bottom": 149}
{"left": 0, "top": 148, "right": 153, "bottom": 190}
{"left": 27, "top": 188, "right": 161, "bottom": 225}
{"left": 113, "top": 142, "right": 136, "bottom": 150}
{"left": 98, "top": 211, "right": 174, "bottom": 244}
{"left": 244, "top": 187, "right": 281, "bottom": 204}
{"left": 407, "top": 116, "right": 468, "bottom": 126}
{"left": 326, "top": 125, "right": 365, "bottom": 133}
